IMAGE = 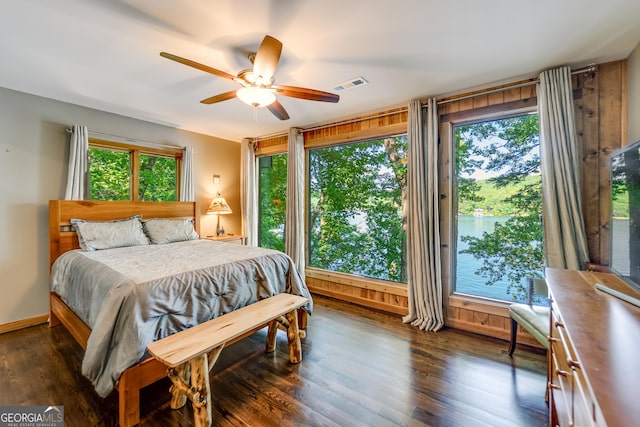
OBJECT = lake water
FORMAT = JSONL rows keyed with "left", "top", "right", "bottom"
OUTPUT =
{"left": 455, "top": 216, "right": 531, "bottom": 301}
{"left": 456, "top": 217, "right": 631, "bottom": 302}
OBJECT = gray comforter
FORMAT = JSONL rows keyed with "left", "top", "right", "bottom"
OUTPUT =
{"left": 50, "top": 239, "right": 312, "bottom": 397}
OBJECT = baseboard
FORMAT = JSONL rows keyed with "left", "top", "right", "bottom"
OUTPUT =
{"left": 0, "top": 313, "right": 49, "bottom": 334}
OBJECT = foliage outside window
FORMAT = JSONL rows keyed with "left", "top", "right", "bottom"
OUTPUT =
{"left": 88, "top": 140, "right": 180, "bottom": 201}
{"left": 454, "top": 114, "right": 544, "bottom": 302}
{"left": 258, "top": 154, "right": 287, "bottom": 251}
{"left": 88, "top": 147, "right": 130, "bottom": 200}
{"left": 138, "top": 154, "right": 177, "bottom": 201}
{"left": 308, "top": 135, "right": 407, "bottom": 283}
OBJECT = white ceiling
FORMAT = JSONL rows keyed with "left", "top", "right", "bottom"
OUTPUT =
{"left": 1, "top": 0, "right": 640, "bottom": 142}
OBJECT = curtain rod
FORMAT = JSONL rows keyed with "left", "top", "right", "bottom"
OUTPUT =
{"left": 436, "top": 63, "right": 597, "bottom": 106}
{"left": 66, "top": 128, "right": 185, "bottom": 150}
{"left": 253, "top": 63, "right": 597, "bottom": 141}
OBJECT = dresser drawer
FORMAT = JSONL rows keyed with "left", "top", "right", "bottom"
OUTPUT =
{"left": 546, "top": 268, "right": 640, "bottom": 427}
{"left": 549, "top": 351, "right": 572, "bottom": 427}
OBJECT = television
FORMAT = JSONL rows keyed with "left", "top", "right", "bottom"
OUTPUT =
{"left": 609, "top": 139, "right": 640, "bottom": 292}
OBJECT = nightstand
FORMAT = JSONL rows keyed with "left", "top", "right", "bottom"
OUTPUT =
{"left": 203, "top": 235, "right": 246, "bottom": 245}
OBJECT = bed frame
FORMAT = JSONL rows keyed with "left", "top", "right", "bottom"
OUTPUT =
{"left": 48, "top": 200, "right": 199, "bottom": 427}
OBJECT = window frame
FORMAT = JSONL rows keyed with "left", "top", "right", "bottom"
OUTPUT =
{"left": 88, "top": 138, "right": 182, "bottom": 201}
{"left": 253, "top": 108, "right": 408, "bottom": 294}
{"left": 256, "top": 151, "right": 288, "bottom": 251}
{"left": 306, "top": 133, "right": 409, "bottom": 284}
{"left": 440, "top": 104, "right": 539, "bottom": 313}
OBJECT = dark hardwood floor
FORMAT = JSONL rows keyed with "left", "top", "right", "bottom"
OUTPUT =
{"left": 0, "top": 295, "right": 548, "bottom": 426}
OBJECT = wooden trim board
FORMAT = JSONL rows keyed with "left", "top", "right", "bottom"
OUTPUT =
{"left": 0, "top": 313, "right": 49, "bottom": 334}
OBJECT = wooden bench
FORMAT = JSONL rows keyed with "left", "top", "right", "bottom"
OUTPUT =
{"left": 146, "top": 293, "right": 309, "bottom": 427}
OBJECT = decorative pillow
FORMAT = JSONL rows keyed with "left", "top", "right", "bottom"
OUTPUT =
{"left": 142, "top": 218, "right": 199, "bottom": 244}
{"left": 71, "top": 215, "right": 149, "bottom": 251}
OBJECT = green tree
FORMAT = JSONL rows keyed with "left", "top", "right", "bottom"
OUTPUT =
{"left": 308, "top": 136, "right": 407, "bottom": 282}
{"left": 88, "top": 147, "right": 130, "bottom": 200}
{"left": 258, "top": 154, "right": 287, "bottom": 252}
{"left": 139, "top": 154, "right": 177, "bottom": 201}
{"left": 88, "top": 148, "right": 177, "bottom": 201}
{"left": 456, "top": 115, "right": 544, "bottom": 301}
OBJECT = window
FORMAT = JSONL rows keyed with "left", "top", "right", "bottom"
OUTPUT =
{"left": 258, "top": 153, "right": 287, "bottom": 251}
{"left": 308, "top": 135, "right": 407, "bottom": 283}
{"left": 138, "top": 153, "right": 177, "bottom": 201}
{"left": 88, "top": 140, "right": 181, "bottom": 201}
{"left": 88, "top": 146, "right": 130, "bottom": 200}
{"left": 453, "top": 114, "right": 544, "bottom": 303}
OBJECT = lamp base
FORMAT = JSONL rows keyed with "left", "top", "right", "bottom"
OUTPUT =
{"left": 216, "top": 215, "right": 224, "bottom": 236}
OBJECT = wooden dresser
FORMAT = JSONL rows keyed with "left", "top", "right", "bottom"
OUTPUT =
{"left": 546, "top": 268, "right": 640, "bottom": 427}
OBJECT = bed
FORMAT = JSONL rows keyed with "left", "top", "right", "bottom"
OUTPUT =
{"left": 48, "top": 200, "right": 311, "bottom": 427}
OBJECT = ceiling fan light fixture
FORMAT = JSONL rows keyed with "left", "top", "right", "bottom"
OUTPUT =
{"left": 236, "top": 86, "right": 276, "bottom": 107}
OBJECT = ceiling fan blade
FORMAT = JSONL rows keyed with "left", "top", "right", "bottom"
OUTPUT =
{"left": 273, "top": 85, "right": 339, "bottom": 103}
{"left": 267, "top": 100, "right": 290, "bottom": 120}
{"left": 160, "top": 52, "right": 239, "bottom": 82}
{"left": 252, "top": 35, "right": 282, "bottom": 83}
{"left": 200, "top": 90, "right": 238, "bottom": 105}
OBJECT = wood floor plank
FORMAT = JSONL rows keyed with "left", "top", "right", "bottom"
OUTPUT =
{"left": 0, "top": 295, "right": 548, "bottom": 426}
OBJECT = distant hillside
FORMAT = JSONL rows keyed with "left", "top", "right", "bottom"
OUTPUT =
{"left": 458, "top": 175, "right": 541, "bottom": 216}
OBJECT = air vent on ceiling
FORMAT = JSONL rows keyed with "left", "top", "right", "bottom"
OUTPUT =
{"left": 333, "top": 76, "right": 369, "bottom": 92}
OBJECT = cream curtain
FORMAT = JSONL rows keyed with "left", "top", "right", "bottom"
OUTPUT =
{"left": 64, "top": 125, "right": 88, "bottom": 200}
{"left": 538, "top": 66, "right": 589, "bottom": 269}
{"left": 402, "top": 99, "right": 444, "bottom": 331}
{"left": 179, "top": 146, "right": 195, "bottom": 201}
{"left": 285, "top": 128, "right": 306, "bottom": 280}
{"left": 241, "top": 138, "right": 258, "bottom": 246}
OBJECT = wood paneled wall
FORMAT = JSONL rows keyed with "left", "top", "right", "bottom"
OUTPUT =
{"left": 263, "top": 60, "right": 626, "bottom": 346}
{"left": 440, "top": 60, "right": 626, "bottom": 345}
{"left": 576, "top": 60, "right": 627, "bottom": 267}
{"left": 305, "top": 269, "right": 408, "bottom": 315}
{"left": 255, "top": 134, "right": 288, "bottom": 156}
{"left": 304, "top": 108, "right": 407, "bottom": 148}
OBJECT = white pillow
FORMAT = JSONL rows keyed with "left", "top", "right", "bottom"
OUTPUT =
{"left": 142, "top": 218, "right": 199, "bottom": 244}
{"left": 71, "top": 215, "right": 149, "bottom": 251}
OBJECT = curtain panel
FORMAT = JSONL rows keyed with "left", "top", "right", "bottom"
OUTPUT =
{"left": 179, "top": 146, "right": 195, "bottom": 202}
{"left": 285, "top": 128, "right": 306, "bottom": 281}
{"left": 402, "top": 99, "right": 444, "bottom": 331}
{"left": 538, "top": 66, "right": 589, "bottom": 270}
{"left": 64, "top": 125, "right": 89, "bottom": 200}
{"left": 241, "top": 138, "right": 258, "bottom": 246}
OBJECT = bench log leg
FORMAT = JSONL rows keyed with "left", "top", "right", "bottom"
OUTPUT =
{"left": 167, "top": 346, "right": 224, "bottom": 427}
{"left": 206, "top": 345, "right": 224, "bottom": 373}
{"left": 189, "top": 354, "right": 212, "bottom": 427}
{"left": 298, "top": 308, "right": 308, "bottom": 330}
{"left": 284, "top": 310, "right": 302, "bottom": 363}
{"left": 266, "top": 319, "right": 278, "bottom": 353}
{"left": 169, "top": 363, "right": 190, "bottom": 409}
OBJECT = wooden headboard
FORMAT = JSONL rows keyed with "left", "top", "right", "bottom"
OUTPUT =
{"left": 49, "top": 200, "right": 198, "bottom": 268}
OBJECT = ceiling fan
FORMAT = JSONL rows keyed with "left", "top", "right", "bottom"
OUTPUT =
{"left": 160, "top": 35, "right": 339, "bottom": 120}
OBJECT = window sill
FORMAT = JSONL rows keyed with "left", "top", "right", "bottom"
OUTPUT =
{"left": 447, "top": 293, "right": 511, "bottom": 317}
{"left": 305, "top": 268, "right": 407, "bottom": 297}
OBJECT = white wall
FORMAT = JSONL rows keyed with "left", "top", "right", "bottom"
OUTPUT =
{"left": 628, "top": 41, "right": 640, "bottom": 143}
{"left": 0, "top": 87, "right": 241, "bottom": 325}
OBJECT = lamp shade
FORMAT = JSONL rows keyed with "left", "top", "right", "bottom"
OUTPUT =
{"left": 236, "top": 86, "right": 276, "bottom": 107}
{"left": 206, "top": 195, "right": 232, "bottom": 215}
